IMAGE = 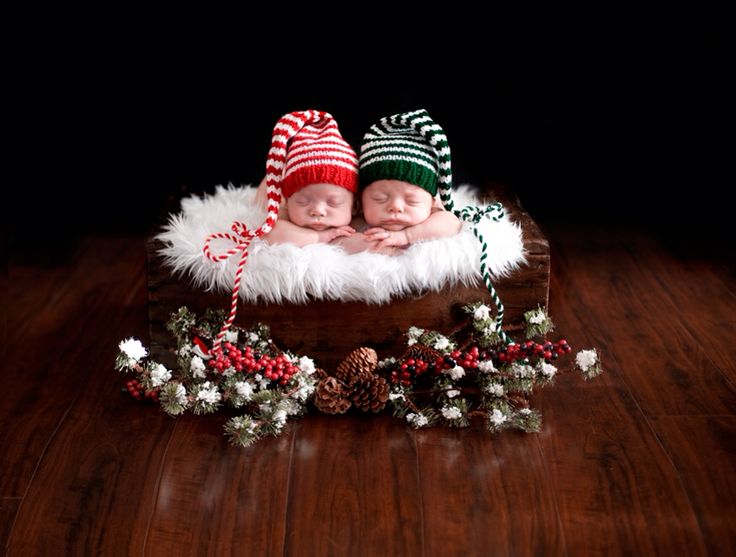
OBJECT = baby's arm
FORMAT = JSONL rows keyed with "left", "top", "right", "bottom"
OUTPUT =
{"left": 264, "top": 221, "right": 354, "bottom": 247}
{"left": 365, "top": 210, "right": 462, "bottom": 248}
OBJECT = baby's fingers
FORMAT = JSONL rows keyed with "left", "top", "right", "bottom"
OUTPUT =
{"left": 366, "top": 231, "right": 390, "bottom": 240}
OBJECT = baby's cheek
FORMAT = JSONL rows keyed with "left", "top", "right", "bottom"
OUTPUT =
{"left": 286, "top": 206, "right": 309, "bottom": 226}
{"left": 333, "top": 205, "right": 354, "bottom": 225}
{"left": 361, "top": 202, "right": 380, "bottom": 225}
{"left": 409, "top": 204, "right": 433, "bottom": 224}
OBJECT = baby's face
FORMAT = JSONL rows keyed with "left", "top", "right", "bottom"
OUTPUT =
{"left": 286, "top": 183, "right": 354, "bottom": 231}
{"left": 361, "top": 180, "right": 434, "bottom": 231}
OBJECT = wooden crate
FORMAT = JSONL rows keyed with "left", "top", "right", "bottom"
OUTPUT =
{"left": 147, "top": 186, "right": 549, "bottom": 370}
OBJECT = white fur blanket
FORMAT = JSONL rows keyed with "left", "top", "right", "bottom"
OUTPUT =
{"left": 157, "top": 185, "right": 525, "bottom": 305}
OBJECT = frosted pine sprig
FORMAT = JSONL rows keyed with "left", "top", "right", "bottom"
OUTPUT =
{"left": 159, "top": 382, "right": 189, "bottom": 416}
{"left": 116, "top": 338, "right": 148, "bottom": 370}
{"left": 191, "top": 381, "right": 222, "bottom": 414}
{"left": 440, "top": 399, "right": 470, "bottom": 428}
{"left": 575, "top": 348, "right": 602, "bottom": 379}
{"left": 524, "top": 306, "right": 554, "bottom": 338}
{"left": 224, "top": 416, "right": 260, "bottom": 447}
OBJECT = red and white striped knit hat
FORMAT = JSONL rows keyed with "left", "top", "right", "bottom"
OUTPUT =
{"left": 267, "top": 110, "right": 359, "bottom": 201}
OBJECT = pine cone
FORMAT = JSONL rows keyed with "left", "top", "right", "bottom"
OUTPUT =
{"left": 350, "top": 375, "right": 390, "bottom": 413}
{"left": 335, "top": 347, "right": 377, "bottom": 385}
{"left": 404, "top": 344, "right": 443, "bottom": 364}
{"left": 314, "top": 377, "right": 352, "bottom": 414}
{"left": 507, "top": 392, "right": 530, "bottom": 409}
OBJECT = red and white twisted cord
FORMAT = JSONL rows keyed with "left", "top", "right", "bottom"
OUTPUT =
{"left": 202, "top": 110, "right": 331, "bottom": 354}
{"left": 202, "top": 223, "right": 257, "bottom": 354}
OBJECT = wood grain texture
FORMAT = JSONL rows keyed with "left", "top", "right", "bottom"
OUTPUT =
{"left": 146, "top": 187, "right": 549, "bottom": 370}
{"left": 6, "top": 246, "right": 77, "bottom": 345}
{"left": 548, "top": 226, "right": 736, "bottom": 417}
{"left": 628, "top": 234, "right": 736, "bottom": 383}
{"left": 2, "top": 238, "right": 148, "bottom": 497}
{"left": 649, "top": 416, "right": 736, "bottom": 556}
{"left": 542, "top": 229, "right": 719, "bottom": 555}
{"left": 8, "top": 400, "right": 174, "bottom": 555}
{"left": 536, "top": 382, "right": 709, "bottom": 556}
{"left": 0, "top": 498, "right": 21, "bottom": 550}
{"left": 284, "top": 414, "right": 423, "bottom": 556}
{"left": 144, "top": 414, "right": 293, "bottom": 555}
{"left": 7, "top": 246, "right": 177, "bottom": 555}
{"left": 415, "top": 423, "right": 565, "bottom": 556}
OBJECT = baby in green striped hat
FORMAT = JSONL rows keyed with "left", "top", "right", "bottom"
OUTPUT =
{"left": 335, "top": 109, "right": 461, "bottom": 253}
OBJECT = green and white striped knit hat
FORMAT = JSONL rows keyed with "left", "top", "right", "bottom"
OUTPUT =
{"left": 359, "top": 109, "right": 452, "bottom": 200}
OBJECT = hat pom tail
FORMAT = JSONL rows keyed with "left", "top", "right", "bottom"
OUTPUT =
{"left": 403, "top": 109, "right": 455, "bottom": 212}
{"left": 262, "top": 110, "right": 331, "bottom": 235}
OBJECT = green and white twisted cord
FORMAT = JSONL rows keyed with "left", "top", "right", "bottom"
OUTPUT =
{"left": 388, "top": 109, "right": 511, "bottom": 344}
{"left": 455, "top": 203, "right": 512, "bottom": 344}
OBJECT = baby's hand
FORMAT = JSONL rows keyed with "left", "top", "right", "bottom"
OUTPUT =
{"left": 318, "top": 225, "right": 355, "bottom": 243}
{"left": 330, "top": 232, "right": 373, "bottom": 253}
{"left": 332, "top": 232, "right": 405, "bottom": 256}
{"left": 364, "top": 227, "right": 410, "bottom": 249}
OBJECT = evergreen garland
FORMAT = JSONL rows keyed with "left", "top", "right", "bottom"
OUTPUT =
{"left": 115, "top": 304, "right": 601, "bottom": 447}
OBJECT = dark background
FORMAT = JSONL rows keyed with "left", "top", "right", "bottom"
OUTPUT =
{"left": 12, "top": 8, "right": 733, "bottom": 256}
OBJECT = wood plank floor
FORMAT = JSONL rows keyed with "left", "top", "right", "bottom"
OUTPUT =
{"left": 4, "top": 226, "right": 735, "bottom": 556}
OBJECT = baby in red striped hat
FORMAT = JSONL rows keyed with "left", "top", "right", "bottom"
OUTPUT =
{"left": 255, "top": 110, "right": 359, "bottom": 246}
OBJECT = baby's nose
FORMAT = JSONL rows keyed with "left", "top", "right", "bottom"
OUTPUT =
{"left": 310, "top": 203, "right": 327, "bottom": 216}
{"left": 388, "top": 200, "right": 404, "bottom": 213}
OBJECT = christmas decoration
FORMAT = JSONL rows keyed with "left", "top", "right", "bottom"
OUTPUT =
{"left": 115, "top": 304, "right": 601, "bottom": 447}
{"left": 117, "top": 307, "right": 319, "bottom": 447}
{"left": 335, "top": 347, "right": 377, "bottom": 384}
{"left": 315, "top": 348, "right": 389, "bottom": 413}
{"left": 575, "top": 348, "right": 602, "bottom": 379}
{"left": 524, "top": 306, "right": 555, "bottom": 338}
{"left": 350, "top": 374, "right": 390, "bottom": 413}
{"left": 313, "top": 377, "right": 352, "bottom": 415}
